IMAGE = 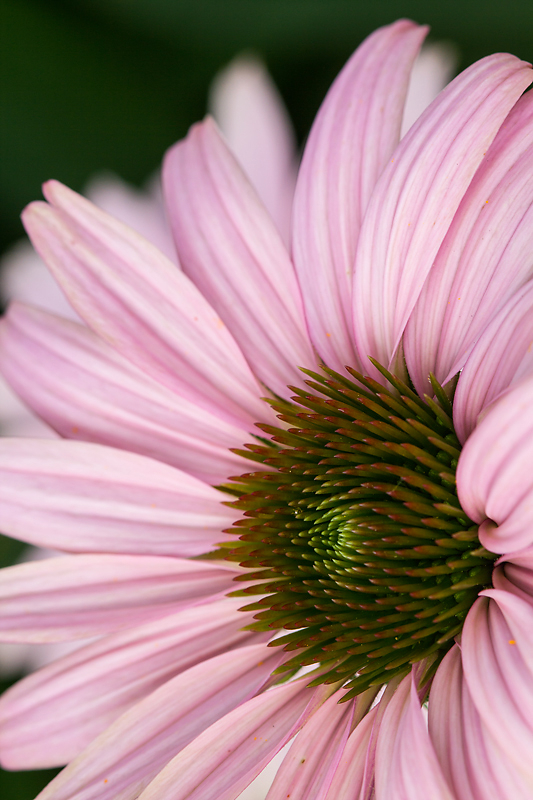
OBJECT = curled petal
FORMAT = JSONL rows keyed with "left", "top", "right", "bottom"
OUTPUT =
{"left": 22, "top": 181, "right": 271, "bottom": 430}
{"left": 0, "top": 303, "right": 253, "bottom": 485}
{"left": 0, "top": 439, "right": 236, "bottom": 556}
{"left": 353, "top": 52, "right": 532, "bottom": 381}
{"left": 494, "top": 548, "right": 533, "bottom": 607}
{"left": 164, "top": 119, "right": 314, "bottom": 398}
{"left": 457, "top": 377, "right": 533, "bottom": 553}
{"left": 293, "top": 20, "right": 427, "bottom": 373}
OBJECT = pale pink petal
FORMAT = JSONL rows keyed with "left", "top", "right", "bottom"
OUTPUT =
{"left": 0, "top": 303, "right": 253, "bottom": 485}
{"left": 462, "top": 592, "right": 533, "bottom": 776}
{"left": 86, "top": 173, "right": 177, "bottom": 264}
{"left": 0, "top": 239, "right": 78, "bottom": 321}
{"left": 22, "top": 182, "right": 272, "bottom": 430}
{"left": 453, "top": 280, "right": 533, "bottom": 442}
{"left": 0, "top": 554, "right": 236, "bottom": 642}
{"left": 34, "top": 644, "right": 280, "bottom": 800}
{"left": 375, "top": 672, "right": 455, "bottom": 800}
{"left": 400, "top": 43, "right": 457, "bottom": 137}
{"left": 405, "top": 91, "right": 533, "bottom": 395}
{"left": 265, "top": 690, "right": 354, "bottom": 800}
{"left": 430, "top": 643, "right": 532, "bottom": 800}
{"left": 0, "top": 375, "right": 56, "bottom": 438}
{"left": 0, "top": 439, "right": 236, "bottom": 556}
{"left": 137, "top": 682, "right": 333, "bottom": 800}
{"left": 163, "top": 119, "right": 315, "bottom": 398}
{"left": 293, "top": 20, "right": 427, "bottom": 373}
{"left": 353, "top": 53, "right": 532, "bottom": 382}
{"left": 0, "top": 597, "right": 255, "bottom": 769}
{"left": 209, "top": 56, "right": 297, "bottom": 245}
{"left": 456, "top": 377, "right": 533, "bottom": 553}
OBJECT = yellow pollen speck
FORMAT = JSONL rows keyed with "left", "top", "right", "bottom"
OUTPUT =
{"left": 509, "top": 639, "right": 516, "bottom": 645}
{"left": 72, "top": 426, "right": 79, "bottom": 433}
{"left": 326, "top": 332, "right": 331, "bottom": 338}
{"left": 104, "top": 779, "right": 108, "bottom": 784}
{"left": 216, "top": 318, "right": 224, "bottom": 328}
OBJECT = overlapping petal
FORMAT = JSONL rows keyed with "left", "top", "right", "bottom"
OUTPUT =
{"left": 0, "top": 303, "right": 253, "bottom": 485}
{"left": 493, "top": 549, "right": 533, "bottom": 607}
{"left": 429, "top": 643, "right": 533, "bottom": 800}
{"left": 462, "top": 593, "right": 533, "bottom": 788}
{"left": 457, "top": 377, "right": 533, "bottom": 553}
{"left": 33, "top": 644, "right": 280, "bottom": 800}
{"left": 209, "top": 56, "right": 297, "bottom": 245}
{"left": 353, "top": 52, "right": 532, "bottom": 381}
{"left": 164, "top": 118, "right": 314, "bottom": 398}
{"left": 453, "top": 280, "right": 533, "bottom": 441}
{"left": 375, "top": 672, "right": 454, "bottom": 800}
{"left": 0, "top": 598, "right": 255, "bottom": 769}
{"left": 22, "top": 181, "right": 272, "bottom": 430}
{"left": 0, "top": 554, "right": 236, "bottom": 642}
{"left": 405, "top": 91, "right": 533, "bottom": 395}
{"left": 264, "top": 690, "right": 354, "bottom": 800}
{"left": 292, "top": 20, "right": 427, "bottom": 373}
{"left": 136, "top": 681, "right": 333, "bottom": 800}
{"left": 0, "top": 439, "right": 236, "bottom": 556}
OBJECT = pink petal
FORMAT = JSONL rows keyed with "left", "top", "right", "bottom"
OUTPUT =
{"left": 405, "top": 90, "right": 533, "bottom": 395}
{"left": 428, "top": 646, "right": 476, "bottom": 800}
{"left": 265, "top": 690, "right": 354, "bottom": 800}
{"left": 163, "top": 119, "right": 315, "bottom": 399}
{"left": 0, "top": 439, "right": 236, "bottom": 556}
{"left": 33, "top": 644, "right": 280, "bottom": 800}
{"left": 453, "top": 280, "right": 533, "bottom": 442}
{"left": 400, "top": 43, "right": 457, "bottom": 137}
{"left": 292, "top": 20, "right": 427, "bottom": 373}
{"left": 0, "top": 240, "right": 79, "bottom": 321}
{"left": 456, "top": 377, "right": 533, "bottom": 553}
{"left": 321, "top": 706, "right": 378, "bottom": 800}
{"left": 0, "top": 303, "right": 253, "bottom": 485}
{"left": 0, "top": 597, "right": 255, "bottom": 769}
{"left": 0, "top": 554, "right": 236, "bottom": 642}
{"left": 462, "top": 592, "right": 533, "bottom": 774}
{"left": 375, "top": 672, "right": 455, "bottom": 800}
{"left": 85, "top": 173, "right": 177, "bottom": 264}
{"left": 209, "top": 56, "right": 297, "bottom": 245}
{"left": 493, "top": 548, "right": 533, "bottom": 607}
{"left": 353, "top": 53, "right": 532, "bottom": 382}
{"left": 430, "top": 642, "right": 532, "bottom": 800}
{"left": 136, "top": 682, "right": 333, "bottom": 800}
{"left": 22, "top": 182, "right": 272, "bottom": 430}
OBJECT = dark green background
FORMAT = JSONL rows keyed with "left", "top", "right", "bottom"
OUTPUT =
{"left": 1, "top": 1, "right": 533, "bottom": 797}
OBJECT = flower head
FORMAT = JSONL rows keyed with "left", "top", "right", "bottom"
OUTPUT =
{"left": 0, "top": 18, "right": 532, "bottom": 800}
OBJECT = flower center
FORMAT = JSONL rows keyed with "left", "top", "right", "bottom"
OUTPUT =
{"left": 221, "top": 362, "right": 495, "bottom": 699}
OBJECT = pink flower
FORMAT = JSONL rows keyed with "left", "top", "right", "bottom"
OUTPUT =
{"left": 0, "top": 18, "right": 530, "bottom": 800}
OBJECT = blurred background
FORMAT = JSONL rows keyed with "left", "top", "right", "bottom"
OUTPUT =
{"left": 2, "top": 0, "right": 533, "bottom": 796}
